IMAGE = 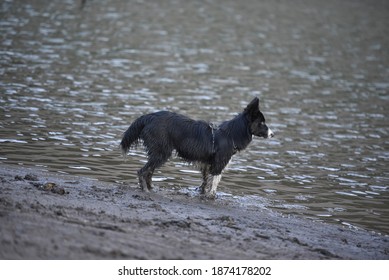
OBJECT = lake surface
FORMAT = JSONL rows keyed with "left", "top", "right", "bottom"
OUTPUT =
{"left": 1, "top": 0, "right": 388, "bottom": 234}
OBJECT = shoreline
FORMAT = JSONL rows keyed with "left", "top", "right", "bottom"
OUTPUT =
{"left": 0, "top": 164, "right": 388, "bottom": 259}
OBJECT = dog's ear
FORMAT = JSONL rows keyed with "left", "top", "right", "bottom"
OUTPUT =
{"left": 244, "top": 97, "right": 260, "bottom": 119}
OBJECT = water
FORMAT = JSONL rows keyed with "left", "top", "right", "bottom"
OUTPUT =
{"left": 1, "top": 0, "right": 388, "bottom": 234}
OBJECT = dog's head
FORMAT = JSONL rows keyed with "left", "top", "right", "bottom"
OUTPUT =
{"left": 244, "top": 97, "right": 274, "bottom": 138}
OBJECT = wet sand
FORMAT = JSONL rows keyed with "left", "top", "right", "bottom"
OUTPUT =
{"left": 0, "top": 164, "right": 387, "bottom": 259}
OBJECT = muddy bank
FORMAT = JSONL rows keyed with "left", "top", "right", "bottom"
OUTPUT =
{"left": 0, "top": 164, "right": 387, "bottom": 259}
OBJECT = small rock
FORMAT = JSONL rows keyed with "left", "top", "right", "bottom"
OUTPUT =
{"left": 14, "top": 175, "right": 24, "bottom": 181}
{"left": 40, "top": 182, "right": 67, "bottom": 195}
{"left": 52, "top": 186, "right": 66, "bottom": 195}
{"left": 54, "top": 210, "right": 63, "bottom": 216}
{"left": 24, "top": 174, "right": 39, "bottom": 181}
{"left": 43, "top": 182, "right": 56, "bottom": 191}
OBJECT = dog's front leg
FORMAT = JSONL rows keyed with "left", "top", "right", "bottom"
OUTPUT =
{"left": 199, "top": 165, "right": 209, "bottom": 194}
{"left": 204, "top": 174, "right": 222, "bottom": 199}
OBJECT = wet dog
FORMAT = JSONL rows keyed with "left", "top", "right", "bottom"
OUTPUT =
{"left": 120, "top": 97, "right": 274, "bottom": 198}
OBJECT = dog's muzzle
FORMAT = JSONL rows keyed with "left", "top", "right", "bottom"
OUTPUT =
{"left": 267, "top": 128, "right": 274, "bottom": 138}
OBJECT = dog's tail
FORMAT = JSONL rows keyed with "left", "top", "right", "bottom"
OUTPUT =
{"left": 120, "top": 116, "right": 147, "bottom": 157}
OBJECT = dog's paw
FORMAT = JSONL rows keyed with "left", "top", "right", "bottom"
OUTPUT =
{"left": 203, "top": 192, "right": 217, "bottom": 199}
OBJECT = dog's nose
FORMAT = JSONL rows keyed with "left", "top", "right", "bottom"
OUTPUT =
{"left": 268, "top": 128, "right": 274, "bottom": 138}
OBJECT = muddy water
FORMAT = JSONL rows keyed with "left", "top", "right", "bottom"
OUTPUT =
{"left": 1, "top": 0, "right": 388, "bottom": 234}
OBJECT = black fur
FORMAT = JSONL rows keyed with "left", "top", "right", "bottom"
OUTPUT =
{"left": 120, "top": 97, "right": 273, "bottom": 198}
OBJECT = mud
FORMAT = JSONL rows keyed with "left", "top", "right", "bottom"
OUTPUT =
{"left": 0, "top": 164, "right": 388, "bottom": 259}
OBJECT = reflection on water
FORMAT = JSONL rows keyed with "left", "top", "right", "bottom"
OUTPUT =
{"left": 1, "top": 0, "right": 388, "bottom": 234}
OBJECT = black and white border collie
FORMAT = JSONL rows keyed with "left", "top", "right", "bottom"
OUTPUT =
{"left": 120, "top": 97, "right": 274, "bottom": 198}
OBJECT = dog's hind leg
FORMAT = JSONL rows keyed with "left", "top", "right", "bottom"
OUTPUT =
{"left": 138, "top": 164, "right": 154, "bottom": 192}
{"left": 138, "top": 149, "right": 172, "bottom": 191}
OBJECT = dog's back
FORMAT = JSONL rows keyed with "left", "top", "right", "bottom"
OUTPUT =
{"left": 121, "top": 111, "right": 214, "bottom": 162}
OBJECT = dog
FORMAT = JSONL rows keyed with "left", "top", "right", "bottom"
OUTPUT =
{"left": 120, "top": 97, "right": 274, "bottom": 198}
